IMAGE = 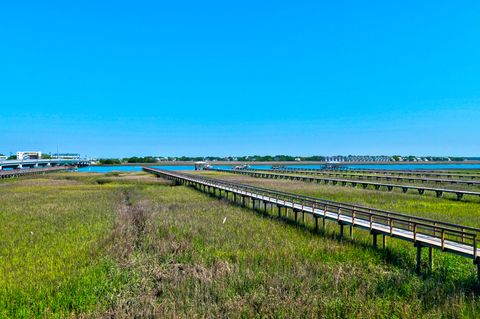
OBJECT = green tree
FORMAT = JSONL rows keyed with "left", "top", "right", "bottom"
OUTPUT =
{"left": 99, "top": 158, "right": 121, "bottom": 165}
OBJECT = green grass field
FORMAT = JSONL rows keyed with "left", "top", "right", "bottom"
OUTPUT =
{"left": 1, "top": 171, "right": 480, "bottom": 318}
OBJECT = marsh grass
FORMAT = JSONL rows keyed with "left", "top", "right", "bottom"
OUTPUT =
{"left": 0, "top": 179, "right": 126, "bottom": 318}
{"left": 103, "top": 181, "right": 480, "bottom": 318}
{"left": 1, "top": 172, "right": 480, "bottom": 318}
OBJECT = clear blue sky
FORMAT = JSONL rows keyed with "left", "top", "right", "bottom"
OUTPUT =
{"left": 1, "top": 1, "right": 479, "bottom": 158}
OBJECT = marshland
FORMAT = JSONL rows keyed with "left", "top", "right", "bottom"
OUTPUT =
{"left": 2, "top": 170, "right": 480, "bottom": 318}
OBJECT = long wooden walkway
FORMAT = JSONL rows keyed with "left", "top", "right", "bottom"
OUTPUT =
{"left": 143, "top": 167, "right": 480, "bottom": 282}
{"left": 211, "top": 168, "right": 480, "bottom": 201}
{"left": 287, "top": 167, "right": 480, "bottom": 180}
{"left": 253, "top": 168, "right": 480, "bottom": 186}
{"left": 0, "top": 166, "right": 70, "bottom": 179}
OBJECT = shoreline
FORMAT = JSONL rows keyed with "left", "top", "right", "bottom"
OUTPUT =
{"left": 93, "top": 160, "right": 480, "bottom": 167}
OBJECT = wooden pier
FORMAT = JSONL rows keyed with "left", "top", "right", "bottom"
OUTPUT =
{"left": 143, "top": 167, "right": 480, "bottom": 282}
{"left": 0, "top": 166, "right": 70, "bottom": 179}
{"left": 252, "top": 168, "right": 480, "bottom": 186}
{"left": 284, "top": 167, "right": 480, "bottom": 180}
{"left": 212, "top": 168, "right": 480, "bottom": 201}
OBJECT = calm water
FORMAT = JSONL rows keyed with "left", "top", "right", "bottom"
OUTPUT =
{"left": 268, "top": 163, "right": 480, "bottom": 171}
{"left": 77, "top": 163, "right": 480, "bottom": 173}
{"left": 77, "top": 165, "right": 196, "bottom": 173}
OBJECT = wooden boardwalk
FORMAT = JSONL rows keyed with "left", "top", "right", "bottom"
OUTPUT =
{"left": 143, "top": 167, "right": 480, "bottom": 282}
{"left": 288, "top": 167, "right": 480, "bottom": 180}
{"left": 211, "top": 168, "right": 480, "bottom": 201}
{"left": 0, "top": 166, "right": 70, "bottom": 179}
{"left": 253, "top": 168, "right": 480, "bottom": 186}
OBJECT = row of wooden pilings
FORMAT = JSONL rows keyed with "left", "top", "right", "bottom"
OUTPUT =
{"left": 174, "top": 177, "right": 450, "bottom": 278}
{"left": 0, "top": 166, "right": 71, "bottom": 179}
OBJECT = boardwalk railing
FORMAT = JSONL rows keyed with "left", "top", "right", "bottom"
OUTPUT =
{"left": 0, "top": 166, "right": 70, "bottom": 179}
{"left": 143, "top": 167, "right": 480, "bottom": 281}
{"left": 211, "top": 168, "right": 480, "bottom": 201}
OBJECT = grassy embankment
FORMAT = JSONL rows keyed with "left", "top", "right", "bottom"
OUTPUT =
{"left": 1, "top": 171, "right": 479, "bottom": 318}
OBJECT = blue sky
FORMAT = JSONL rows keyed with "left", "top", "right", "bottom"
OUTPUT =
{"left": 1, "top": 1, "right": 479, "bottom": 157}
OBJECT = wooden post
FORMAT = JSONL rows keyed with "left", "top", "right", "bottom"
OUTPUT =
{"left": 322, "top": 217, "right": 326, "bottom": 230}
{"left": 277, "top": 205, "right": 281, "bottom": 218}
{"left": 242, "top": 196, "right": 245, "bottom": 207}
{"left": 294, "top": 210, "right": 298, "bottom": 223}
{"left": 339, "top": 222, "right": 344, "bottom": 239}
{"left": 416, "top": 245, "right": 422, "bottom": 274}
{"left": 372, "top": 232, "right": 378, "bottom": 248}
{"left": 477, "top": 263, "right": 480, "bottom": 285}
{"left": 349, "top": 225, "right": 353, "bottom": 239}
{"left": 314, "top": 216, "right": 318, "bottom": 232}
{"left": 428, "top": 247, "right": 433, "bottom": 271}
{"left": 302, "top": 211, "right": 305, "bottom": 224}
{"left": 382, "top": 235, "right": 387, "bottom": 249}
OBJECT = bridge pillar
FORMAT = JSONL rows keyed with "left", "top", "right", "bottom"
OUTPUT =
{"left": 372, "top": 232, "right": 378, "bottom": 248}
{"left": 277, "top": 205, "right": 281, "bottom": 217}
{"left": 428, "top": 247, "right": 433, "bottom": 271}
{"left": 314, "top": 216, "right": 318, "bottom": 232}
{"left": 382, "top": 235, "right": 387, "bottom": 249}
{"left": 294, "top": 209, "right": 298, "bottom": 223}
{"left": 302, "top": 211, "right": 305, "bottom": 223}
{"left": 416, "top": 245, "right": 422, "bottom": 274}
{"left": 349, "top": 225, "right": 353, "bottom": 240}
{"left": 242, "top": 196, "right": 245, "bottom": 207}
{"left": 477, "top": 262, "right": 480, "bottom": 285}
{"left": 338, "top": 222, "right": 344, "bottom": 239}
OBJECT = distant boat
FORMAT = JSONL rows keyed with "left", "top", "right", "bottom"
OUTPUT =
{"left": 194, "top": 161, "right": 211, "bottom": 170}
{"left": 233, "top": 164, "right": 250, "bottom": 170}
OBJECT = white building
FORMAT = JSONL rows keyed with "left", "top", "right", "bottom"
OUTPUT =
{"left": 16, "top": 151, "right": 42, "bottom": 160}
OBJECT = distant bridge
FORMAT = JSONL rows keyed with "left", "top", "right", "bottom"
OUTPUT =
{"left": 0, "top": 158, "right": 91, "bottom": 171}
